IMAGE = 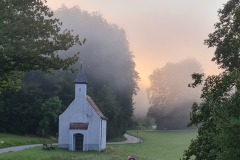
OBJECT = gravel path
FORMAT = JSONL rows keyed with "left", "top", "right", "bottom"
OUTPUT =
{"left": 107, "top": 134, "right": 142, "bottom": 145}
{"left": 0, "top": 134, "right": 141, "bottom": 154}
{"left": 0, "top": 144, "right": 42, "bottom": 154}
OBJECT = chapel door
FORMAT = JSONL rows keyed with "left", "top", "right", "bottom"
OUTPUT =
{"left": 75, "top": 133, "right": 84, "bottom": 151}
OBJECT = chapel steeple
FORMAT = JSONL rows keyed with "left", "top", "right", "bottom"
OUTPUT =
{"left": 74, "top": 64, "right": 88, "bottom": 84}
{"left": 74, "top": 64, "right": 87, "bottom": 98}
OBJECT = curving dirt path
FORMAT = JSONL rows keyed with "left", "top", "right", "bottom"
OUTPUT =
{"left": 0, "top": 134, "right": 141, "bottom": 154}
{"left": 0, "top": 144, "right": 42, "bottom": 154}
{"left": 107, "top": 134, "right": 142, "bottom": 145}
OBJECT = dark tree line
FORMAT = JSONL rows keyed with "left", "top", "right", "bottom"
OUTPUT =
{"left": 0, "top": 71, "right": 63, "bottom": 136}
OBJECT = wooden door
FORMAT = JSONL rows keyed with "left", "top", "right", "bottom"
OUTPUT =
{"left": 75, "top": 134, "right": 84, "bottom": 151}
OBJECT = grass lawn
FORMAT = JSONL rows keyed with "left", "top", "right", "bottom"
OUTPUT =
{"left": 124, "top": 130, "right": 196, "bottom": 160}
{"left": 0, "top": 130, "right": 196, "bottom": 160}
{"left": 0, "top": 133, "right": 56, "bottom": 149}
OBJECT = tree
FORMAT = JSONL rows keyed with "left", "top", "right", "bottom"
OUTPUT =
{"left": 147, "top": 59, "right": 202, "bottom": 129}
{"left": 183, "top": 1, "right": 240, "bottom": 159}
{"left": 37, "top": 96, "right": 62, "bottom": 137}
{"left": 205, "top": 0, "right": 240, "bottom": 72}
{"left": 183, "top": 72, "right": 240, "bottom": 160}
{"left": 0, "top": 0, "right": 82, "bottom": 93}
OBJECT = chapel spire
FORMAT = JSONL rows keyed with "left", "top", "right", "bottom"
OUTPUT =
{"left": 74, "top": 63, "right": 88, "bottom": 84}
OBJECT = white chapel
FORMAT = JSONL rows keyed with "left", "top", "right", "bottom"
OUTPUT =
{"left": 58, "top": 65, "right": 107, "bottom": 151}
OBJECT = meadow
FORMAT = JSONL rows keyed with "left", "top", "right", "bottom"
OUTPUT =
{"left": 0, "top": 130, "right": 197, "bottom": 160}
{"left": 0, "top": 133, "right": 56, "bottom": 149}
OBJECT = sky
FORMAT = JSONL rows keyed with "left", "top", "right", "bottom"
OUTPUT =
{"left": 46, "top": 0, "right": 227, "bottom": 116}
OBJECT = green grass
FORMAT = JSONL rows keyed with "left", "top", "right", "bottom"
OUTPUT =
{"left": 124, "top": 130, "right": 196, "bottom": 160}
{"left": 107, "top": 135, "right": 127, "bottom": 142}
{"left": 0, "top": 133, "right": 56, "bottom": 149}
{"left": 0, "top": 130, "right": 197, "bottom": 160}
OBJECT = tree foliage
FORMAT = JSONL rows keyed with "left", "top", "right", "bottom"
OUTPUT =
{"left": 0, "top": 0, "right": 82, "bottom": 93}
{"left": 204, "top": 0, "right": 240, "bottom": 72}
{"left": 183, "top": 1, "right": 240, "bottom": 159}
{"left": 147, "top": 59, "right": 202, "bottom": 129}
{"left": 37, "top": 97, "right": 62, "bottom": 137}
{"left": 0, "top": 71, "right": 63, "bottom": 136}
{"left": 183, "top": 71, "right": 240, "bottom": 160}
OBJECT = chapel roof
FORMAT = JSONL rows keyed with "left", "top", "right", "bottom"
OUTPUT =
{"left": 74, "top": 64, "right": 88, "bottom": 84}
{"left": 87, "top": 96, "right": 108, "bottom": 120}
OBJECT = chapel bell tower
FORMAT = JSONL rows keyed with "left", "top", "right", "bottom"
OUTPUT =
{"left": 74, "top": 64, "right": 88, "bottom": 99}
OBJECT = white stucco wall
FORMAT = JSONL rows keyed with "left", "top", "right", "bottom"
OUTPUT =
{"left": 58, "top": 96, "right": 106, "bottom": 151}
{"left": 59, "top": 82, "right": 107, "bottom": 151}
{"left": 75, "top": 84, "right": 86, "bottom": 99}
{"left": 101, "top": 120, "right": 107, "bottom": 150}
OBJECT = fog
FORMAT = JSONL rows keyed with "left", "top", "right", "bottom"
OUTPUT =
{"left": 46, "top": 0, "right": 229, "bottom": 116}
{"left": 49, "top": 2, "right": 226, "bottom": 119}
{"left": 47, "top": 0, "right": 226, "bottom": 82}
{"left": 145, "top": 59, "right": 203, "bottom": 129}
{"left": 53, "top": 6, "right": 205, "bottom": 120}
{"left": 54, "top": 6, "right": 138, "bottom": 100}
